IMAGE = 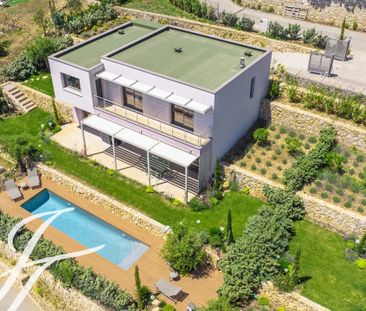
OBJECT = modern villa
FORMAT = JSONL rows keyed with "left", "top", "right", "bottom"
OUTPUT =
{"left": 49, "top": 19, "right": 272, "bottom": 202}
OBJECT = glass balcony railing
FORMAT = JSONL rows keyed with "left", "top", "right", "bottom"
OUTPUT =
{"left": 94, "top": 96, "right": 211, "bottom": 147}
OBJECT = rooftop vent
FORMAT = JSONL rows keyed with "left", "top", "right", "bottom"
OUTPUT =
{"left": 118, "top": 30, "right": 125, "bottom": 35}
{"left": 245, "top": 50, "right": 253, "bottom": 57}
{"left": 240, "top": 57, "right": 245, "bottom": 69}
{"left": 174, "top": 47, "right": 183, "bottom": 53}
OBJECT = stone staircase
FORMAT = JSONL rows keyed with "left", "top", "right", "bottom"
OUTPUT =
{"left": 1, "top": 83, "right": 37, "bottom": 113}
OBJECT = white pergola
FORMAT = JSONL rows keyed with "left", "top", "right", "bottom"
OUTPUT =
{"left": 81, "top": 115, "right": 198, "bottom": 202}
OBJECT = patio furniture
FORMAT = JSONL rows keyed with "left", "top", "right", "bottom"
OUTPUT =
{"left": 4, "top": 179, "right": 22, "bottom": 201}
{"left": 155, "top": 279, "right": 184, "bottom": 303}
{"left": 308, "top": 52, "right": 334, "bottom": 77}
{"left": 169, "top": 271, "right": 179, "bottom": 281}
{"left": 27, "top": 168, "right": 40, "bottom": 188}
{"left": 187, "top": 302, "right": 199, "bottom": 311}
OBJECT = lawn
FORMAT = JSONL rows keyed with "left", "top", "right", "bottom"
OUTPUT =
{"left": 0, "top": 109, "right": 262, "bottom": 236}
{"left": 290, "top": 220, "right": 366, "bottom": 311}
{"left": 6, "top": 0, "right": 29, "bottom": 6}
{"left": 24, "top": 72, "right": 55, "bottom": 97}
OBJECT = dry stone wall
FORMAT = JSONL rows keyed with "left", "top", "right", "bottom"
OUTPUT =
{"left": 226, "top": 165, "right": 366, "bottom": 236}
{"left": 115, "top": 7, "right": 312, "bottom": 53}
{"left": 38, "top": 164, "right": 167, "bottom": 237}
{"left": 259, "top": 282, "right": 330, "bottom": 311}
{"left": 260, "top": 100, "right": 366, "bottom": 153}
{"left": 239, "top": 0, "right": 366, "bottom": 31}
{"left": 0, "top": 241, "right": 104, "bottom": 311}
{"left": 16, "top": 84, "right": 73, "bottom": 124}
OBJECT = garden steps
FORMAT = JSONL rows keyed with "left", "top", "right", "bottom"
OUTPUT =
{"left": 1, "top": 82, "right": 37, "bottom": 113}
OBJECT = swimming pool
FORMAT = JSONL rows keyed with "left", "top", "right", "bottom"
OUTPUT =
{"left": 21, "top": 189, "right": 149, "bottom": 270}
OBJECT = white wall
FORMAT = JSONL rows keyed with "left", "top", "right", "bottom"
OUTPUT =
{"left": 143, "top": 94, "right": 171, "bottom": 123}
{"left": 49, "top": 59, "right": 103, "bottom": 116}
{"left": 211, "top": 51, "right": 272, "bottom": 168}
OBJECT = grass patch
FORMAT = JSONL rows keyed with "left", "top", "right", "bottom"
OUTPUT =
{"left": 290, "top": 220, "right": 366, "bottom": 311}
{"left": 24, "top": 72, "right": 54, "bottom": 97}
{"left": 6, "top": 0, "right": 29, "bottom": 6}
{"left": 0, "top": 109, "right": 262, "bottom": 236}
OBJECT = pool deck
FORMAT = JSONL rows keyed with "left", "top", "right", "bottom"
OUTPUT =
{"left": 0, "top": 176, "right": 222, "bottom": 310}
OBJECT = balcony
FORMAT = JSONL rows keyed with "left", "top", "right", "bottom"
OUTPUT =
{"left": 95, "top": 96, "right": 211, "bottom": 147}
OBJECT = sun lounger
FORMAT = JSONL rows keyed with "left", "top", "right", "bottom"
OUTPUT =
{"left": 155, "top": 279, "right": 184, "bottom": 303}
{"left": 27, "top": 168, "right": 40, "bottom": 188}
{"left": 4, "top": 179, "right": 22, "bottom": 201}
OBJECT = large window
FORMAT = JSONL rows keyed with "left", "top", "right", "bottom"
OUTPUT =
{"left": 62, "top": 74, "right": 81, "bottom": 92}
{"left": 123, "top": 88, "right": 143, "bottom": 112}
{"left": 172, "top": 105, "right": 194, "bottom": 132}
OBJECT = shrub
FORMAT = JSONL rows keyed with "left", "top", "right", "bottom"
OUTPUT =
{"left": 226, "top": 209, "right": 235, "bottom": 245}
{"left": 260, "top": 168, "right": 267, "bottom": 175}
{"left": 258, "top": 296, "right": 270, "bottom": 306}
{"left": 345, "top": 201, "right": 352, "bottom": 208}
{"left": 275, "top": 250, "right": 301, "bottom": 292}
{"left": 161, "top": 223, "right": 206, "bottom": 274}
{"left": 285, "top": 137, "right": 302, "bottom": 156}
{"left": 308, "top": 136, "right": 317, "bottom": 144}
{"left": 356, "top": 154, "right": 364, "bottom": 162}
{"left": 284, "top": 127, "right": 337, "bottom": 191}
{"left": 145, "top": 186, "right": 156, "bottom": 193}
{"left": 240, "top": 161, "right": 246, "bottom": 167}
{"left": 303, "top": 28, "right": 317, "bottom": 44}
{"left": 162, "top": 305, "right": 175, "bottom": 311}
{"left": 209, "top": 227, "right": 225, "bottom": 248}
{"left": 219, "top": 11, "right": 239, "bottom": 27}
{"left": 267, "top": 22, "right": 285, "bottom": 39}
{"left": 255, "top": 157, "right": 261, "bottom": 163}
{"left": 313, "top": 33, "right": 328, "bottom": 49}
{"left": 251, "top": 164, "right": 257, "bottom": 171}
{"left": 272, "top": 173, "right": 278, "bottom": 180}
{"left": 357, "top": 233, "right": 366, "bottom": 257}
{"left": 270, "top": 125, "right": 276, "bottom": 131}
{"left": 355, "top": 258, "right": 366, "bottom": 269}
{"left": 285, "top": 24, "right": 301, "bottom": 40}
{"left": 321, "top": 192, "right": 329, "bottom": 199}
{"left": 189, "top": 197, "right": 209, "bottom": 211}
{"left": 287, "top": 84, "right": 302, "bottom": 103}
{"left": 200, "top": 297, "right": 239, "bottom": 311}
{"left": 275, "top": 133, "right": 281, "bottom": 139}
{"left": 253, "top": 128, "right": 269, "bottom": 145}
{"left": 237, "top": 16, "right": 254, "bottom": 31}
{"left": 333, "top": 196, "right": 341, "bottom": 203}
{"left": 275, "top": 148, "right": 281, "bottom": 155}
{"left": 268, "top": 79, "right": 281, "bottom": 100}
{"left": 280, "top": 127, "right": 287, "bottom": 134}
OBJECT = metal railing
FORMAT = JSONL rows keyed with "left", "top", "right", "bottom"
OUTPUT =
{"left": 94, "top": 95, "right": 211, "bottom": 147}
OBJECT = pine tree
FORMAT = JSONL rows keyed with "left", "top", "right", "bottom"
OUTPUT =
{"left": 226, "top": 209, "right": 235, "bottom": 245}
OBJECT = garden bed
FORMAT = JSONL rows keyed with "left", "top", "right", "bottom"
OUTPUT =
{"left": 232, "top": 124, "right": 366, "bottom": 216}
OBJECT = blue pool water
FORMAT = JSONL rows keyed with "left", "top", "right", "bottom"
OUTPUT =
{"left": 21, "top": 189, "right": 149, "bottom": 270}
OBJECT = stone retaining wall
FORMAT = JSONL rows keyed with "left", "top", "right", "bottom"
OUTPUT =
{"left": 260, "top": 100, "right": 366, "bottom": 153}
{"left": 38, "top": 164, "right": 167, "bottom": 237}
{"left": 226, "top": 165, "right": 366, "bottom": 236}
{"left": 0, "top": 241, "right": 104, "bottom": 311}
{"left": 259, "top": 282, "right": 330, "bottom": 311}
{"left": 239, "top": 0, "right": 366, "bottom": 31}
{"left": 16, "top": 84, "right": 73, "bottom": 124}
{"left": 115, "top": 7, "right": 312, "bottom": 53}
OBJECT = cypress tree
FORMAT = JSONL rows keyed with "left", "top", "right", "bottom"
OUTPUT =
{"left": 340, "top": 18, "right": 346, "bottom": 40}
{"left": 226, "top": 209, "right": 235, "bottom": 245}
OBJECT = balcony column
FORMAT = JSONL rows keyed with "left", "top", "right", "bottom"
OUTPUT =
{"left": 112, "top": 135, "right": 117, "bottom": 171}
{"left": 81, "top": 122, "right": 87, "bottom": 157}
{"left": 184, "top": 166, "right": 188, "bottom": 204}
{"left": 147, "top": 151, "right": 151, "bottom": 186}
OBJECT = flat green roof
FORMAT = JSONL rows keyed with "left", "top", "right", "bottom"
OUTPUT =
{"left": 110, "top": 28, "right": 264, "bottom": 90}
{"left": 58, "top": 22, "right": 158, "bottom": 68}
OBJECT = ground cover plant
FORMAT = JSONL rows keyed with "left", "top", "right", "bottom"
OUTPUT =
{"left": 0, "top": 109, "right": 263, "bottom": 238}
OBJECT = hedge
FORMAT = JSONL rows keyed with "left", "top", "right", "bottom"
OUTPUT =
{"left": 218, "top": 186, "right": 304, "bottom": 305}
{"left": 284, "top": 127, "right": 337, "bottom": 191}
{"left": 0, "top": 210, "right": 135, "bottom": 310}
